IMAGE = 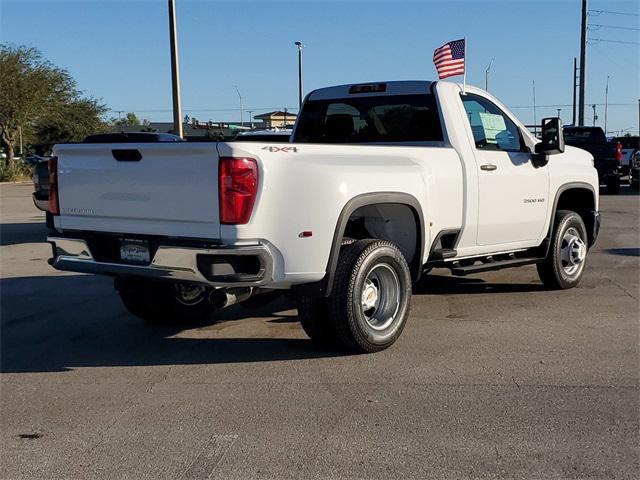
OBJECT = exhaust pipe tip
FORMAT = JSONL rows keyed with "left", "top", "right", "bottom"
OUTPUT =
{"left": 211, "top": 287, "right": 253, "bottom": 309}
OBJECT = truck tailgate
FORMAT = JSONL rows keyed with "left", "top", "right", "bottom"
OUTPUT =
{"left": 54, "top": 143, "right": 221, "bottom": 239}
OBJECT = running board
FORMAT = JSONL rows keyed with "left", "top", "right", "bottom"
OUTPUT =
{"left": 450, "top": 257, "right": 542, "bottom": 276}
{"left": 429, "top": 248, "right": 457, "bottom": 261}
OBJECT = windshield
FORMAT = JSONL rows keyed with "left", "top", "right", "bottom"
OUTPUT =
{"left": 563, "top": 128, "right": 607, "bottom": 145}
{"left": 294, "top": 94, "right": 443, "bottom": 144}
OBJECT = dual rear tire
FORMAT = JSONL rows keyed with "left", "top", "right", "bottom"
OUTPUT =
{"left": 116, "top": 277, "right": 216, "bottom": 325}
{"left": 298, "top": 239, "right": 412, "bottom": 353}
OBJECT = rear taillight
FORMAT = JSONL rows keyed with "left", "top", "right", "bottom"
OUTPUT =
{"left": 48, "top": 157, "right": 60, "bottom": 215}
{"left": 616, "top": 142, "right": 623, "bottom": 163}
{"left": 219, "top": 157, "right": 258, "bottom": 224}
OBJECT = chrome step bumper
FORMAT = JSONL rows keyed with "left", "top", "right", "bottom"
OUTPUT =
{"left": 48, "top": 236, "right": 273, "bottom": 287}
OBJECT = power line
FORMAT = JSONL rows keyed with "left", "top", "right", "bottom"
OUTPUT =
{"left": 508, "top": 103, "right": 635, "bottom": 109}
{"left": 588, "top": 9, "right": 639, "bottom": 16}
{"left": 588, "top": 23, "right": 640, "bottom": 31}
{"left": 588, "top": 38, "right": 640, "bottom": 46}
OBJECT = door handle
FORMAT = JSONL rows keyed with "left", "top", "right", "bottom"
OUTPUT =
{"left": 480, "top": 164, "right": 497, "bottom": 171}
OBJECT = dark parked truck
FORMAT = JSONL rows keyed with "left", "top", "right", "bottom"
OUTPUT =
{"left": 563, "top": 126, "right": 621, "bottom": 193}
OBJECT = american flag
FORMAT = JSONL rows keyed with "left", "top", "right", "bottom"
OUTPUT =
{"left": 433, "top": 38, "right": 465, "bottom": 79}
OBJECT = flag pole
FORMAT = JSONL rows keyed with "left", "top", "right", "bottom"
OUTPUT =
{"left": 462, "top": 36, "right": 467, "bottom": 95}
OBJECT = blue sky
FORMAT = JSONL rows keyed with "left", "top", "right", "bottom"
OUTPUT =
{"left": 2, "top": 0, "right": 638, "bottom": 134}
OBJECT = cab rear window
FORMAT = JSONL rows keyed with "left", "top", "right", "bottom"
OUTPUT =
{"left": 294, "top": 94, "right": 443, "bottom": 144}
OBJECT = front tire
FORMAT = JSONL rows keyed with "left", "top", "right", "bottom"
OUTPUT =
{"left": 328, "top": 239, "right": 412, "bottom": 353}
{"left": 537, "top": 210, "right": 588, "bottom": 290}
{"left": 116, "top": 277, "right": 215, "bottom": 325}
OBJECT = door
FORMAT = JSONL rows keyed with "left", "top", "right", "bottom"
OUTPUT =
{"left": 461, "top": 94, "right": 548, "bottom": 246}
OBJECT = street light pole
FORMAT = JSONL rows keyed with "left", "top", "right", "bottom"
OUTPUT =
{"left": 234, "top": 85, "right": 243, "bottom": 127}
{"left": 247, "top": 110, "right": 254, "bottom": 129}
{"left": 604, "top": 75, "right": 610, "bottom": 135}
{"left": 168, "top": 0, "right": 183, "bottom": 138}
{"left": 578, "top": 0, "right": 588, "bottom": 126}
{"left": 485, "top": 58, "right": 494, "bottom": 92}
{"left": 294, "top": 42, "right": 304, "bottom": 110}
{"left": 572, "top": 57, "right": 578, "bottom": 126}
{"left": 592, "top": 104, "right": 597, "bottom": 126}
{"left": 557, "top": 108, "right": 562, "bottom": 119}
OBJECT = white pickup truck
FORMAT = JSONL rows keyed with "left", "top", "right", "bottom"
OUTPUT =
{"left": 47, "top": 80, "right": 600, "bottom": 352}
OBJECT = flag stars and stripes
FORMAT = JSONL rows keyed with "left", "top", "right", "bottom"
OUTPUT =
{"left": 433, "top": 38, "right": 465, "bottom": 79}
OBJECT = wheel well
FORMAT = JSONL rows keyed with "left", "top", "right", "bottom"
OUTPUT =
{"left": 343, "top": 203, "right": 421, "bottom": 276}
{"left": 555, "top": 187, "right": 596, "bottom": 245}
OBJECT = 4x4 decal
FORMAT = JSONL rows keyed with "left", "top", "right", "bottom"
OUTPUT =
{"left": 261, "top": 146, "right": 298, "bottom": 153}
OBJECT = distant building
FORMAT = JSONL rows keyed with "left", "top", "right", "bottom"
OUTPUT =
{"left": 254, "top": 111, "right": 297, "bottom": 128}
{"left": 112, "top": 121, "right": 250, "bottom": 139}
{"left": 111, "top": 112, "right": 297, "bottom": 138}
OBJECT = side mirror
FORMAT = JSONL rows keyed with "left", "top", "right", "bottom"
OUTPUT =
{"left": 535, "top": 117, "right": 565, "bottom": 155}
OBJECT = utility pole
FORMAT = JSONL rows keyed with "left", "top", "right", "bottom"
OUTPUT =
{"left": 168, "top": 0, "right": 183, "bottom": 138}
{"left": 604, "top": 75, "right": 610, "bottom": 135}
{"left": 557, "top": 108, "right": 562, "bottom": 119}
{"left": 578, "top": 0, "right": 588, "bottom": 126}
{"left": 247, "top": 110, "right": 254, "bottom": 129}
{"left": 485, "top": 58, "right": 494, "bottom": 92}
{"left": 592, "top": 104, "right": 597, "bottom": 126}
{"left": 234, "top": 85, "right": 243, "bottom": 126}
{"left": 572, "top": 57, "right": 578, "bottom": 125}
{"left": 294, "top": 42, "right": 304, "bottom": 110}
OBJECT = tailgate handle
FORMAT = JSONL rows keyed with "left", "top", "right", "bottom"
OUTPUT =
{"left": 112, "top": 149, "right": 142, "bottom": 162}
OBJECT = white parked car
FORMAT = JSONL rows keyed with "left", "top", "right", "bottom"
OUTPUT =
{"left": 46, "top": 80, "right": 599, "bottom": 352}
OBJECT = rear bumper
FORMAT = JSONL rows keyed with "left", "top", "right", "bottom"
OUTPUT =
{"left": 48, "top": 235, "right": 274, "bottom": 287}
{"left": 32, "top": 192, "right": 49, "bottom": 212}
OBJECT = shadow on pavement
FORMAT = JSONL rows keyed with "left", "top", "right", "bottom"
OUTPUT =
{"left": 0, "top": 222, "right": 48, "bottom": 246}
{"left": 0, "top": 275, "right": 346, "bottom": 374}
{"left": 414, "top": 274, "right": 546, "bottom": 295}
{"left": 606, "top": 248, "right": 640, "bottom": 257}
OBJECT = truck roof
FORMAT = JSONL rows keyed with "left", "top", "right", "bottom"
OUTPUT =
{"left": 308, "top": 81, "right": 435, "bottom": 100}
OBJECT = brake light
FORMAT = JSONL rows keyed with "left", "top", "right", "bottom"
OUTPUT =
{"left": 219, "top": 157, "right": 258, "bottom": 224}
{"left": 48, "top": 157, "right": 60, "bottom": 215}
{"left": 348, "top": 83, "right": 387, "bottom": 94}
{"left": 616, "top": 142, "right": 623, "bottom": 163}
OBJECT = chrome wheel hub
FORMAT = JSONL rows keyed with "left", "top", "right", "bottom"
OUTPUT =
{"left": 362, "top": 281, "right": 379, "bottom": 311}
{"left": 560, "top": 227, "right": 586, "bottom": 276}
{"left": 360, "top": 263, "right": 400, "bottom": 331}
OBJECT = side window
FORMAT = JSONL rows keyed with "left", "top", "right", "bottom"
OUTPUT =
{"left": 461, "top": 94, "right": 524, "bottom": 152}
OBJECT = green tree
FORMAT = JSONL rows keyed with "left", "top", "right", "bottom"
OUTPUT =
{"left": 0, "top": 44, "right": 107, "bottom": 165}
{"left": 112, "top": 112, "right": 142, "bottom": 127}
{"left": 34, "top": 98, "right": 109, "bottom": 148}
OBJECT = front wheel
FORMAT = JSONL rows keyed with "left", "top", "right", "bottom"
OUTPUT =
{"left": 537, "top": 210, "right": 589, "bottom": 290}
{"left": 328, "top": 239, "right": 412, "bottom": 353}
{"left": 116, "top": 277, "right": 216, "bottom": 325}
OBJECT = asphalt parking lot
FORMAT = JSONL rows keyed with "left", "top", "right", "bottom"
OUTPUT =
{"left": 1, "top": 182, "right": 638, "bottom": 479}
